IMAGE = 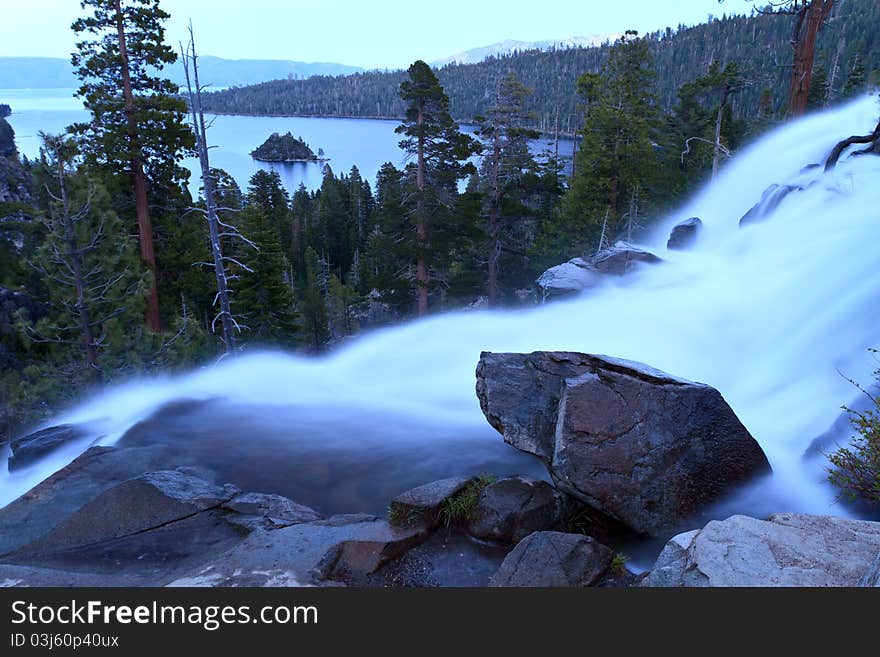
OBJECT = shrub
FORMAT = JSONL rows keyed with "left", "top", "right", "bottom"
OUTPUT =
{"left": 827, "top": 357, "right": 880, "bottom": 504}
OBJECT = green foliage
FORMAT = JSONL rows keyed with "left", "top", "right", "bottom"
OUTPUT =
{"left": 300, "top": 246, "right": 329, "bottom": 352}
{"left": 438, "top": 474, "right": 497, "bottom": 528}
{"left": 387, "top": 503, "right": 424, "bottom": 528}
{"left": 827, "top": 359, "right": 880, "bottom": 504}
{"left": 610, "top": 553, "right": 630, "bottom": 576}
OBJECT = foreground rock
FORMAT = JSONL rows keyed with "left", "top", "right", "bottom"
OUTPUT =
{"left": 476, "top": 351, "right": 771, "bottom": 536}
{"left": 536, "top": 242, "right": 661, "bottom": 299}
{"left": 223, "top": 492, "right": 322, "bottom": 530}
{"left": 667, "top": 217, "right": 702, "bottom": 250}
{"left": 389, "top": 476, "right": 474, "bottom": 528}
{"left": 170, "top": 514, "right": 429, "bottom": 587}
{"left": 467, "top": 476, "right": 565, "bottom": 544}
{"left": 8, "top": 425, "right": 87, "bottom": 471}
{"left": 644, "top": 513, "right": 880, "bottom": 587}
{"left": 861, "top": 553, "right": 880, "bottom": 587}
{"left": 16, "top": 468, "right": 240, "bottom": 555}
{"left": 489, "top": 531, "right": 613, "bottom": 587}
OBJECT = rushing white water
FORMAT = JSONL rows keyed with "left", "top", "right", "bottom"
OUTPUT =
{"left": 3, "top": 95, "right": 880, "bottom": 518}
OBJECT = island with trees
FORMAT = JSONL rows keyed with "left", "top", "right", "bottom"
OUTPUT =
{"left": 250, "top": 132, "right": 325, "bottom": 162}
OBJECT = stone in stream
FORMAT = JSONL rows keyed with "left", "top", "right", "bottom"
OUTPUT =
{"left": 388, "top": 476, "right": 475, "bottom": 528}
{"left": 739, "top": 183, "right": 802, "bottom": 227}
{"left": 7, "top": 425, "right": 86, "bottom": 471}
{"left": 643, "top": 513, "right": 880, "bottom": 587}
{"left": 489, "top": 531, "right": 613, "bottom": 587}
{"left": 467, "top": 475, "right": 566, "bottom": 544}
{"left": 223, "top": 492, "right": 322, "bottom": 530}
{"left": 476, "top": 351, "right": 771, "bottom": 536}
{"left": 666, "top": 217, "right": 702, "bottom": 250}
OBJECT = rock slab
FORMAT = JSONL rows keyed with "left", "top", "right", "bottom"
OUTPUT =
{"left": 644, "top": 513, "right": 880, "bottom": 587}
{"left": 489, "top": 531, "right": 613, "bottom": 587}
{"left": 467, "top": 475, "right": 565, "bottom": 544}
{"left": 476, "top": 351, "right": 771, "bottom": 536}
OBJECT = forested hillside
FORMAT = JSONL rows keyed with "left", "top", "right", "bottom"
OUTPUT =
{"left": 201, "top": 0, "right": 879, "bottom": 133}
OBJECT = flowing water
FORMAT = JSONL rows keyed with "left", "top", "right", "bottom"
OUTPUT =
{"left": 3, "top": 95, "right": 880, "bottom": 567}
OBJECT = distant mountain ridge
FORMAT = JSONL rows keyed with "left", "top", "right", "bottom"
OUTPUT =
{"left": 0, "top": 56, "right": 363, "bottom": 90}
{"left": 431, "top": 35, "right": 617, "bottom": 67}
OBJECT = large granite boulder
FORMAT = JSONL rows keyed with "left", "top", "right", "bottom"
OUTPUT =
{"left": 536, "top": 242, "right": 661, "bottom": 300}
{"left": 644, "top": 513, "right": 880, "bottom": 587}
{"left": 476, "top": 351, "right": 771, "bottom": 536}
{"left": 667, "top": 217, "right": 702, "bottom": 250}
{"left": 489, "top": 531, "right": 613, "bottom": 587}
{"left": 467, "top": 475, "right": 566, "bottom": 544}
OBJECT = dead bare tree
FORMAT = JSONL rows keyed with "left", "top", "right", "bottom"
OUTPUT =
{"left": 824, "top": 117, "right": 880, "bottom": 171}
{"left": 180, "top": 22, "right": 255, "bottom": 353}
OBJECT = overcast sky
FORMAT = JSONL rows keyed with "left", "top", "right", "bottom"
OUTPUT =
{"left": 2, "top": 0, "right": 733, "bottom": 70}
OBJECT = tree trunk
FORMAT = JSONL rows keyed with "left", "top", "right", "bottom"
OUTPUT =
{"left": 114, "top": 0, "right": 160, "bottom": 331}
{"left": 182, "top": 25, "right": 237, "bottom": 352}
{"left": 416, "top": 101, "right": 428, "bottom": 315}
{"left": 487, "top": 132, "right": 501, "bottom": 306}
{"left": 712, "top": 84, "right": 730, "bottom": 181}
{"left": 789, "top": 0, "right": 836, "bottom": 117}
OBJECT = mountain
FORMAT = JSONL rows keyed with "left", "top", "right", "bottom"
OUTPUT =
{"left": 430, "top": 35, "right": 617, "bottom": 67}
{"left": 0, "top": 56, "right": 363, "bottom": 90}
{"left": 200, "top": 0, "right": 879, "bottom": 135}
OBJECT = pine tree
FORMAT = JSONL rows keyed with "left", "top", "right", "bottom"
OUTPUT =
{"left": 70, "top": 0, "right": 194, "bottom": 331}
{"left": 300, "top": 246, "right": 329, "bottom": 351}
{"left": 553, "top": 32, "right": 660, "bottom": 256}
{"left": 475, "top": 73, "right": 543, "bottom": 305}
{"left": 842, "top": 55, "right": 867, "bottom": 97}
{"left": 396, "top": 61, "right": 480, "bottom": 314}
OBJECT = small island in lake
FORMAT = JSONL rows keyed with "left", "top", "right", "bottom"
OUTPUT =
{"left": 250, "top": 132, "right": 326, "bottom": 162}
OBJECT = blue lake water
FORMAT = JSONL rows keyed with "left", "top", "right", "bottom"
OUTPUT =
{"left": 2, "top": 88, "right": 573, "bottom": 195}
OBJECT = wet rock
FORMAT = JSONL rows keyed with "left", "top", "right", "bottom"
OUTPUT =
{"left": 644, "top": 513, "right": 880, "bottom": 587}
{"left": 389, "top": 476, "right": 474, "bottom": 528}
{"left": 173, "top": 514, "right": 429, "bottom": 587}
{"left": 536, "top": 242, "right": 661, "bottom": 300}
{"left": 667, "top": 217, "right": 702, "bottom": 250}
{"left": 535, "top": 257, "right": 601, "bottom": 299}
{"left": 223, "top": 492, "right": 321, "bottom": 529}
{"left": 8, "top": 425, "right": 86, "bottom": 472}
{"left": 16, "top": 467, "right": 239, "bottom": 555}
{"left": 739, "top": 184, "right": 801, "bottom": 227}
{"left": 467, "top": 475, "right": 565, "bottom": 544}
{"left": 859, "top": 553, "right": 880, "bottom": 587}
{"left": 476, "top": 351, "right": 771, "bottom": 536}
{"left": 489, "top": 531, "right": 613, "bottom": 587}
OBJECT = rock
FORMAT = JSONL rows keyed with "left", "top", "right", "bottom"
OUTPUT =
{"left": 644, "top": 513, "right": 880, "bottom": 587}
{"left": 223, "top": 492, "right": 321, "bottom": 528}
{"left": 536, "top": 242, "right": 661, "bottom": 300}
{"left": 389, "top": 476, "right": 474, "bottom": 528}
{"left": 535, "top": 257, "right": 601, "bottom": 299}
{"left": 592, "top": 242, "right": 662, "bottom": 275}
{"left": 467, "top": 475, "right": 565, "bottom": 544}
{"left": 171, "top": 514, "right": 429, "bottom": 587}
{"left": 489, "top": 531, "right": 613, "bottom": 587}
{"left": 16, "top": 467, "right": 240, "bottom": 555}
{"left": 476, "top": 351, "right": 771, "bottom": 536}
{"left": 860, "top": 553, "right": 880, "bottom": 587}
{"left": 8, "top": 425, "right": 86, "bottom": 471}
{"left": 667, "top": 217, "right": 703, "bottom": 250}
{"left": 739, "top": 184, "right": 801, "bottom": 227}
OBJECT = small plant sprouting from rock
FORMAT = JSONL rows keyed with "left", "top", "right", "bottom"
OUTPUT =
{"left": 827, "top": 353, "right": 880, "bottom": 505}
{"left": 439, "top": 473, "right": 497, "bottom": 528}
{"left": 562, "top": 505, "right": 595, "bottom": 535}
{"left": 387, "top": 503, "right": 424, "bottom": 528}
{"left": 610, "top": 553, "right": 630, "bottom": 576}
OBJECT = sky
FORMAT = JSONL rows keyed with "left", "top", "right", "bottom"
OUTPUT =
{"left": 1, "top": 0, "right": 731, "bottom": 70}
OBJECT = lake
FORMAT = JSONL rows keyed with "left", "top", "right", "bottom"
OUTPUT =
{"left": 2, "top": 88, "right": 574, "bottom": 195}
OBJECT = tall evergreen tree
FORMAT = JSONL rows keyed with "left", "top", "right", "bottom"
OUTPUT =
{"left": 70, "top": 0, "right": 194, "bottom": 331}
{"left": 396, "top": 60, "right": 480, "bottom": 314}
